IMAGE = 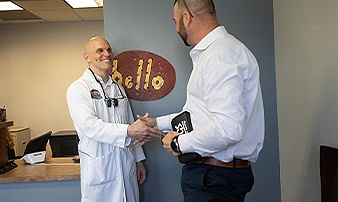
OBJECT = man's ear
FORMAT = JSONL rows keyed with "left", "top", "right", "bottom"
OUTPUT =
{"left": 84, "top": 53, "right": 90, "bottom": 63}
{"left": 183, "top": 11, "right": 192, "bottom": 26}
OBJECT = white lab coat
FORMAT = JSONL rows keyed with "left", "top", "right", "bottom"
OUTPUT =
{"left": 67, "top": 69, "right": 145, "bottom": 202}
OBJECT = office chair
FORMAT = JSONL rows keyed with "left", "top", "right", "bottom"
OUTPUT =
{"left": 320, "top": 145, "right": 338, "bottom": 202}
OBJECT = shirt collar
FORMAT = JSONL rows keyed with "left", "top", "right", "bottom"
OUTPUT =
{"left": 190, "top": 26, "right": 228, "bottom": 61}
{"left": 83, "top": 68, "right": 113, "bottom": 86}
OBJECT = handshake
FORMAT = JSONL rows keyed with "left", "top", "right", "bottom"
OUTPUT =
{"left": 127, "top": 112, "right": 162, "bottom": 146}
{"left": 127, "top": 112, "right": 181, "bottom": 157}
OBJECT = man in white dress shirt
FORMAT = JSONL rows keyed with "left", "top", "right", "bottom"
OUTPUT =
{"left": 139, "top": 0, "right": 265, "bottom": 201}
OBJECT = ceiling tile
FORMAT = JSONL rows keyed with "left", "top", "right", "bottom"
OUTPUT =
{"left": 14, "top": 1, "right": 70, "bottom": 10}
{"left": 31, "top": 9, "right": 82, "bottom": 21}
{"left": 72, "top": 7, "right": 102, "bottom": 21}
{"left": 0, "top": 18, "right": 7, "bottom": 24}
{"left": 0, "top": 0, "right": 103, "bottom": 23}
{"left": 0, "top": 10, "right": 40, "bottom": 21}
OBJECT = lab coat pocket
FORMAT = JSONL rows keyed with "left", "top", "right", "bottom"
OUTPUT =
{"left": 112, "top": 99, "right": 130, "bottom": 124}
{"left": 85, "top": 152, "right": 118, "bottom": 186}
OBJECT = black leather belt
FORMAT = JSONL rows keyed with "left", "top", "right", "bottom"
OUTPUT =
{"left": 194, "top": 157, "right": 250, "bottom": 168}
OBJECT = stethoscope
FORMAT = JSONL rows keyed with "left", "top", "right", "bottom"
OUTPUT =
{"left": 88, "top": 68, "right": 125, "bottom": 107}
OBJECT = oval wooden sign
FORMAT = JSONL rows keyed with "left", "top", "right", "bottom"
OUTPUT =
{"left": 109, "top": 50, "right": 176, "bottom": 101}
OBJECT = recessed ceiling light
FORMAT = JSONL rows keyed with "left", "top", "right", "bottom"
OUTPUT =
{"left": 94, "top": 0, "right": 103, "bottom": 7}
{"left": 0, "top": 1, "right": 24, "bottom": 11}
{"left": 64, "top": 0, "right": 103, "bottom": 9}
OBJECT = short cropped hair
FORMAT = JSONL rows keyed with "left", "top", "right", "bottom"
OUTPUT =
{"left": 174, "top": 0, "right": 216, "bottom": 16}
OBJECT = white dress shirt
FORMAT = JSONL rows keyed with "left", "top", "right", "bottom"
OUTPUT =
{"left": 157, "top": 26, "right": 264, "bottom": 163}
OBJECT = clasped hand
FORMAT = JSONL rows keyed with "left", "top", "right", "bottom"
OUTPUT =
{"left": 127, "top": 112, "right": 162, "bottom": 145}
{"left": 137, "top": 114, "right": 181, "bottom": 157}
{"left": 162, "top": 131, "right": 181, "bottom": 157}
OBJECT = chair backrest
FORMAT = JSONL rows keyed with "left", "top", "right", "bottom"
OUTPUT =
{"left": 320, "top": 145, "right": 338, "bottom": 202}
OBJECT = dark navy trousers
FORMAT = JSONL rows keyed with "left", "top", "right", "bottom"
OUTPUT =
{"left": 181, "top": 163, "right": 254, "bottom": 202}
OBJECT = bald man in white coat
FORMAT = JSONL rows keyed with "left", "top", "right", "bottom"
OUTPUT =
{"left": 67, "top": 37, "right": 159, "bottom": 202}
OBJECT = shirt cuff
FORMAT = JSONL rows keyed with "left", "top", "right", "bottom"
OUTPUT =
{"left": 156, "top": 115, "right": 172, "bottom": 131}
{"left": 116, "top": 124, "right": 130, "bottom": 148}
{"left": 156, "top": 113, "right": 180, "bottom": 132}
{"left": 134, "top": 144, "right": 146, "bottom": 162}
{"left": 177, "top": 133, "right": 193, "bottom": 153}
{"left": 125, "top": 137, "right": 132, "bottom": 146}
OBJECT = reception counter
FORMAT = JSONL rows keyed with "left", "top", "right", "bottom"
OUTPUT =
{"left": 0, "top": 157, "right": 81, "bottom": 202}
{"left": 0, "top": 157, "right": 80, "bottom": 183}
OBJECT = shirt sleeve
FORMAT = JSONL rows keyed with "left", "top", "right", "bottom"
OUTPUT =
{"left": 156, "top": 113, "right": 180, "bottom": 132}
{"left": 67, "top": 82, "right": 130, "bottom": 148}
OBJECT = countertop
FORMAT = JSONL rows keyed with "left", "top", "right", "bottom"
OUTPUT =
{"left": 0, "top": 157, "right": 80, "bottom": 183}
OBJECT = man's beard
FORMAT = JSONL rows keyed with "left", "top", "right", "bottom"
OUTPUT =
{"left": 178, "top": 17, "right": 190, "bottom": 47}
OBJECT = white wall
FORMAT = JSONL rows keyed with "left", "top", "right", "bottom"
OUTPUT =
{"left": 0, "top": 21, "right": 104, "bottom": 156}
{"left": 274, "top": 1, "right": 338, "bottom": 201}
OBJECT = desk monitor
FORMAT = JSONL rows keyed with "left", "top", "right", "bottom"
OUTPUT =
{"left": 23, "top": 131, "right": 52, "bottom": 156}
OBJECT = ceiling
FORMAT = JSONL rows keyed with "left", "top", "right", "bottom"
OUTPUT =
{"left": 0, "top": 0, "right": 103, "bottom": 24}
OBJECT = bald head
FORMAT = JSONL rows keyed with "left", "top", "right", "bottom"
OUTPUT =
{"left": 84, "top": 36, "right": 110, "bottom": 55}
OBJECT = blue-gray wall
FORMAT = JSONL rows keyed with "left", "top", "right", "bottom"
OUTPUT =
{"left": 104, "top": 0, "right": 280, "bottom": 201}
{"left": 0, "top": 181, "right": 80, "bottom": 202}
